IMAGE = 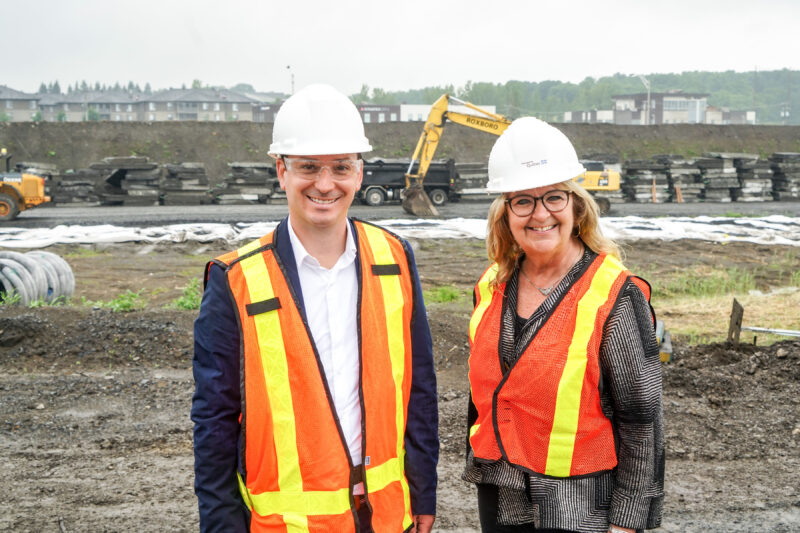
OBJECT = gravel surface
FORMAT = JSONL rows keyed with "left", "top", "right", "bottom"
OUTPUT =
{"left": 1, "top": 219, "right": 799, "bottom": 531}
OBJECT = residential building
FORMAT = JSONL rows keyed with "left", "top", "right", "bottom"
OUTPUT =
{"left": 398, "top": 104, "right": 497, "bottom": 122}
{"left": 612, "top": 91, "right": 710, "bottom": 125}
{"left": 0, "top": 85, "right": 40, "bottom": 122}
{"left": 142, "top": 88, "right": 255, "bottom": 122}
{"left": 562, "top": 110, "right": 614, "bottom": 123}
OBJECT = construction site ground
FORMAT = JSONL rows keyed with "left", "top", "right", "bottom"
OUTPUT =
{"left": 1, "top": 237, "right": 799, "bottom": 532}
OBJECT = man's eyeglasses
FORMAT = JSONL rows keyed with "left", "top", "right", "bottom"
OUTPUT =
{"left": 283, "top": 158, "right": 362, "bottom": 179}
{"left": 506, "top": 190, "right": 572, "bottom": 216}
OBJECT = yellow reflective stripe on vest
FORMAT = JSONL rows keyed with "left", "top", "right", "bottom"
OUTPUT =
{"left": 544, "top": 255, "right": 624, "bottom": 477}
{"left": 365, "top": 454, "right": 404, "bottom": 492}
{"left": 469, "top": 423, "right": 480, "bottom": 439}
{"left": 360, "top": 224, "right": 412, "bottom": 525}
{"left": 469, "top": 263, "right": 498, "bottom": 343}
{"left": 239, "top": 248, "right": 307, "bottom": 495}
{"left": 238, "top": 470, "right": 351, "bottom": 517}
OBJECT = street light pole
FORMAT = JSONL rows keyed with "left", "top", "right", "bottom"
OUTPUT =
{"left": 638, "top": 75, "right": 651, "bottom": 125}
{"left": 286, "top": 65, "right": 294, "bottom": 95}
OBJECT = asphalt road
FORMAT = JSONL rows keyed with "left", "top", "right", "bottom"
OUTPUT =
{"left": 9, "top": 197, "right": 800, "bottom": 228}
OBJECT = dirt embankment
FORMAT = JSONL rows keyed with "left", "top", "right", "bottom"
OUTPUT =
{"left": 2, "top": 121, "right": 799, "bottom": 184}
{"left": 1, "top": 238, "right": 799, "bottom": 531}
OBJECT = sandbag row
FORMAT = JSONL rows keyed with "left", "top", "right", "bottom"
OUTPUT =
{"left": 0, "top": 251, "right": 75, "bottom": 305}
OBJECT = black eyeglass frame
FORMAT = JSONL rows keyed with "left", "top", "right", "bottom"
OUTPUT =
{"left": 505, "top": 190, "right": 573, "bottom": 216}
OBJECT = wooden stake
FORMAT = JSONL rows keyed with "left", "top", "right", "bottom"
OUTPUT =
{"left": 727, "top": 298, "right": 744, "bottom": 345}
{"left": 675, "top": 185, "right": 683, "bottom": 203}
{"left": 651, "top": 177, "right": 657, "bottom": 203}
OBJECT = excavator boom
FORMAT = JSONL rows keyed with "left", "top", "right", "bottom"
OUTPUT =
{"left": 400, "top": 95, "right": 619, "bottom": 216}
{"left": 402, "top": 95, "right": 511, "bottom": 216}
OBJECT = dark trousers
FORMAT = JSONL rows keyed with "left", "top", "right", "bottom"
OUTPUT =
{"left": 477, "top": 484, "right": 577, "bottom": 533}
{"left": 355, "top": 494, "right": 374, "bottom": 533}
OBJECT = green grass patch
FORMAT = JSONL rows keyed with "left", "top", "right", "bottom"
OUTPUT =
{"left": 721, "top": 211, "right": 757, "bottom": 218}
{"left": 650, "top": 267, "right": 755, "bottom": 298}
{"left": 0, "top": 292, "right": 22, "bottom": 306}
{"left": 64, "top": 247, "right": 107, "bottom": 258}
{"left": 94, "top": 290, "right": 146, "bottom": 312}
{"left": 424, "top": 285, "right": 466, "bottom": 304}
{"left": 169, "top": 278, "right": 202, "bottom": 310}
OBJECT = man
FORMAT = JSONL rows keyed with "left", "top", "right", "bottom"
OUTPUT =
{"left": 191, "top": 83, "right": 438, "bottom": 533}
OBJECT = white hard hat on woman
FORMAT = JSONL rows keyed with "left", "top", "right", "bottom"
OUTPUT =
{"left": 486, "top": 116, "right": 585, "bottom": 193}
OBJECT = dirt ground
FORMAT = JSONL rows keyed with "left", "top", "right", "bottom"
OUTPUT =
{"left": 1, "top": 238, "right": 799, "bottom": 532}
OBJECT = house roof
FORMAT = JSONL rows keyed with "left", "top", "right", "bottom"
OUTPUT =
{"left": 145, "top": 88, "right": 256, "bottom": 103}
{"left": 0, "top": 85, "right": 38, "bottom": 100}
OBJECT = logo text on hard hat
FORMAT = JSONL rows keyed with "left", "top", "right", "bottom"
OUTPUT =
{"left": 522, "top": 159, "right": 547, "bottom": 168}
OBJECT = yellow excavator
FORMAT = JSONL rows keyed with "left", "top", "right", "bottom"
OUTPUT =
{"left": 401, "top": 94, "right": 619, "bottom": 216}
{"left": 0, "top": 148, "right": 51, "bottom": 221}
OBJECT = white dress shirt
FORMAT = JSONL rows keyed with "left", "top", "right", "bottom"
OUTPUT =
{"left": 286, "top": 218, "right": 363, "bottom": 477}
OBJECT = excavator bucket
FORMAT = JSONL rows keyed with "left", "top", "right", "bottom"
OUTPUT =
{"left": 401, "top": 185, "right": 439, "bottom": 217}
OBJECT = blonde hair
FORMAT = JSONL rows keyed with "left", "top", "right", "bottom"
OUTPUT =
{"left": 485, "top": 180, "right": 621, "bottom": 289}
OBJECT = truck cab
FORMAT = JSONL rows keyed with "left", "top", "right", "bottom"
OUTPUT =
{"left": 360, "top": 158, "right": 459, "bottom": 207}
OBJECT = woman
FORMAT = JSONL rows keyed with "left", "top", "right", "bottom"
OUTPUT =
{"left": 464, "top": 117, "right": 664, "bottom": 533}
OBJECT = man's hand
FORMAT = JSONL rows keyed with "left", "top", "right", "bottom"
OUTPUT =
{"left": 411, "top": 514, "right": 435, "bottom": 533}
{"left": 608, "top": 525, "right": 635, "bottom": 533}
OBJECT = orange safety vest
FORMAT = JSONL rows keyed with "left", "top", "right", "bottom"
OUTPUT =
{"left": 468, "top": 253, "right": 650, "bottom": 478}
{"left": 212, "top": 220, "right": 415, "bottom": 532}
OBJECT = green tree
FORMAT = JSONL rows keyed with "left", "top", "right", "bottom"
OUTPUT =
{"left": 351, "top": 84, "right": 370, "bottom": 104}
{"left": 52, "top": 81, "right": 61, "bottom": 94}
{"left": 56, "top": 111, "right": 67, "bottom": 122}
{"left": 87, "top": 108, "right": 100, "bottom": 121}
{"left": 31, "top": 111, "right": 43, "bottom": 122}
{"left": 231, "top": 83, "right": 255, "bottom": 93}
{"left": 0, "top": 111, "right": 10, "bottom": 123}
{"left": 191, "top": 79, "right": 203, "bottom": 89}
{"left": 38, "top": 82, "right": 48, "bottom": 94}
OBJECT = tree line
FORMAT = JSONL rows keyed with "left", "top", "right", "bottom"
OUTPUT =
{"left": 33, "top": 70, "right": 799, "bottom": 124}
{"left": 351, "top": 70, "right": 799, "bottom": 125}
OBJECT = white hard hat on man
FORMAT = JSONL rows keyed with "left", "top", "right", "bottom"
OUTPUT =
{"left": 269, "top": 83, "right": 372, "bottom": 157}
{"left": 486, "top": 117, "right": 585, "bottom": 193}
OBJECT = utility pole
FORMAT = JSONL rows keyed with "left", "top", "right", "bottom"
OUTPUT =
{"left": 286, "top": 65, "right": 294, "bottom": 95}
{"left": 638, "top": 75, "right": 651, "bottom": 125}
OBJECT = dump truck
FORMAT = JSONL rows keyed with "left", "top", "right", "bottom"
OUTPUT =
{"left": 360, "top": 158, "right": 458, "bottom": 207}
{"left": 401, "top": 94, "right": 621, "bottom": 216}
{"left": 0, "top": 148, "right": 52, "bottom": 221}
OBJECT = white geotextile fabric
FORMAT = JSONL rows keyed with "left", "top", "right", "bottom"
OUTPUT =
{"left": 0, "top": 216, "right": 798, "bottom": 249}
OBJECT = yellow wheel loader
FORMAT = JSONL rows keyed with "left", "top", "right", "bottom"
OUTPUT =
{"left": 0, "top": 148, "right": 51, "bottom": 221}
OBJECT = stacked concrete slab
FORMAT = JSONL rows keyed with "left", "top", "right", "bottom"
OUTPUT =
{"left": 210, "top": 162, "right": 278, "bottom": 205}
{"left": 94, "top": 156, "right": 161, "bottom": 206}
{"left": 769, "top": 152, "right": 800, "bottom": 200}
{"left": 733, "top": 156, "right": 774, "bottom": 202}
{"left": 655, "top": 155, "right": 704, "bottom": 203}
{"left": 52, "top": 169, "right": 102, "bottom": 204}
{"left": 621, "top": 160, "right": 670, "bottom": 203}
{"left": 161, "top": 163, "right": 211, "bottom": 205}
{"left": 696, "top": 155, "right": 738, "bottom": 202}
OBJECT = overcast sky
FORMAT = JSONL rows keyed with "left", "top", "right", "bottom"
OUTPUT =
{"left": 6, "top": 0, "right": 799, "bottom": 96}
